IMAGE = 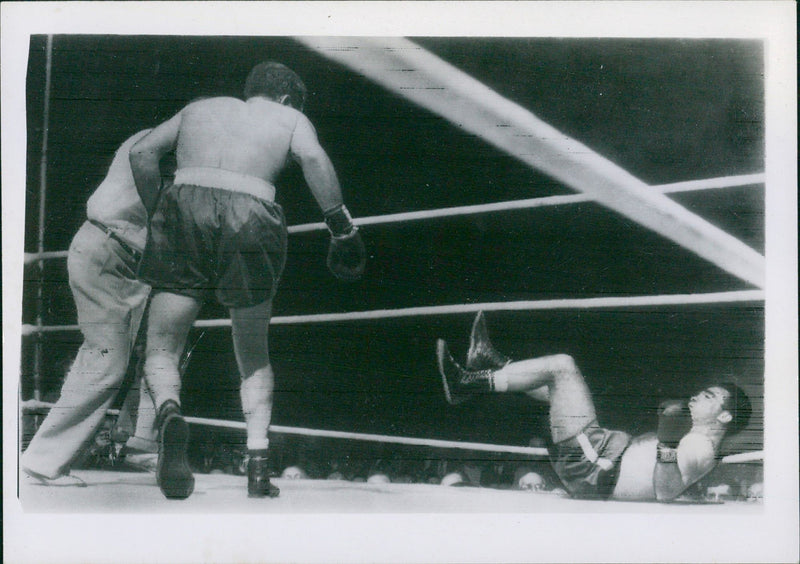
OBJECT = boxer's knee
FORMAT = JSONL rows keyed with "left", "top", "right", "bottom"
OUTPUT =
{"left": 547, "top": 354, "right": 585, "bottom": 390}
{"left": 550, "top": 354, "right": 579, "bottom": 377}
{"left": 549, "top": 354, "right": 591, "bottom": 397}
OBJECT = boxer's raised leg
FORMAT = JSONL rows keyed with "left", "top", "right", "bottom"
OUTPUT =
{"left": 438, "top": 340, "right": 595, "bottom": 443}
{"left": 494, "top": 354, "right": 596, "bottom": 443}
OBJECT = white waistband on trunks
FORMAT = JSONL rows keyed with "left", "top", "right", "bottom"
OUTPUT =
{"left": 174, "top": 167, "right": 276, "bottom": 203}
{"left": 575, "top": 432, "right": 614, "bottom": 471}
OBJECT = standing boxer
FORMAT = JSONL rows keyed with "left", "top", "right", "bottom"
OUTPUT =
{"left": 22, "top": 130, "right": 165, "bottom": 485}
{"left": 435, "top": 311, "right": 751, "bottom": 501}
{"left": 130, "top": 61, "right": 366, "bottom": 500}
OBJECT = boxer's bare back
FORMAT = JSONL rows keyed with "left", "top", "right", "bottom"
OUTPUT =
{"left": 176, "top": 97, "right": 299, "bottom": 182}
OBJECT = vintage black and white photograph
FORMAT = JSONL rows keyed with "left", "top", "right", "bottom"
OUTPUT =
{"left": 3, "top": 2, "right": 797, "bottom": 564}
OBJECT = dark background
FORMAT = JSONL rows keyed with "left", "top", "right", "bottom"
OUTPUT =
{"left": 22, "top": 36, "right": 764, "bottom": 455}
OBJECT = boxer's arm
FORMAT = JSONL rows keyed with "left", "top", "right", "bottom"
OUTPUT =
{"left": 130, "top": 112, "right": 182, "bottom": 214}
{"left": 290, "top": 113, "right": 365, "bottom": 281}
{"left": 654, "top": 433, "right": 716, "bottom": 501}
{"left": 289, "top": 113, "right": 344, "bottom": 214}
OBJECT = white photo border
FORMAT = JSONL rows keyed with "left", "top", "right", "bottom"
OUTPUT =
{"left": 3, "top": 2, "right": 797, "bottom": 563}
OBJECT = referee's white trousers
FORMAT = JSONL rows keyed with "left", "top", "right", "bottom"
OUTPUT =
{"left": 21, "top": 221, "right": 151, "bottom": 479}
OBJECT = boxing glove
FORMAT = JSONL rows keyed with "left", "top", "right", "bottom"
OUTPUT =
{"left": 324, "top": 204, "right": 366, "bottom": 282}
{"left": 656, "top": 400, "right": 692, "bottom": 463}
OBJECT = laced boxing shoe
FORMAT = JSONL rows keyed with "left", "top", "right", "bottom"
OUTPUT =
{"left": 155, "top": 400, "right": 194, "bottom": 500}
{"left": 247, "top": 453, "right": 280, "bottom": 498}
{"left": 436, "top": 339, "right": 497, "bottom": 406}
{"left": 466, "top": 311, "right": 511, "bottom": 371}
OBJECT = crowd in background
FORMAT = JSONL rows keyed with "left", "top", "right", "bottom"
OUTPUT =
{"left": 57, "top": 411, "right": 763, "bottom": 504}
{"left": 20, "top": 349, "right": 764, "bottom": 504}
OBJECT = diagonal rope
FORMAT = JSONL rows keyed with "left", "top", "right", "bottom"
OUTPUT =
{"left": 296, "top": 36, "right": 765, "bottom": 288}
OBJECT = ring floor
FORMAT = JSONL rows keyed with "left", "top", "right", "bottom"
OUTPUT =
{"left": 18, "top": 469, "right": 761, "bottom": 514}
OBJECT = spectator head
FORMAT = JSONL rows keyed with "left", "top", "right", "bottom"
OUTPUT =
{"left": 281, "top": 465, "right": 308, "bottom": 480}
{"left": 440, "top": 472, "right": 465, "bottom": 487}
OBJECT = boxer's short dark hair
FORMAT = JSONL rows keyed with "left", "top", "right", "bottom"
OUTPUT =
{"left": 717, "top": 382, "right": 752, "bottom": 435}
{"left": 244, "top": 61, "right": 307, "bottom": 110}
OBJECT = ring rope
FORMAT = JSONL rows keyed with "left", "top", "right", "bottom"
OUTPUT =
{"left": 298, "top": 37, "right": 765, "bottom": 288}
{"left": 653, "top": 173, "right": 764, "bottom": 193}
{"left": 21, "top": 289, "right": 765, "bottom": 336}
{"left": 192, "top": 416, "right": 551, "bottom": 457}
{"left": 20, "top": 400, "right": 763, "bottom": 464}
{"left": 22, "top": 172, "right": 764, "bottom": 265}
{"left": 25, "top": 250, "right": 68, "bottom": 263}
{"left": 289, "top": 172, "right": 765, "bottom": 234}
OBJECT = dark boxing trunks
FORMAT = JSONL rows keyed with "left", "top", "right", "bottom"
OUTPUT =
{"left": 549, "top": 422, "right": 631, "bottom": 500}
{"left": 139, "top": 184, "right": 287, "bottom": 308}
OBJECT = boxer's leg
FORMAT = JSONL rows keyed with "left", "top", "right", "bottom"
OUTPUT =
{"left": 438, "top": 341, "right": 595, "bottom": 443}
{"left": 144, "top": 292, "right": 200, "bottom": 410}
{"left": 145, "top": 291, "right": 199, "bottom": 499}
{"left": 127, "top": 378, "right": 158, "bottom": 450}
{"left": 494, "top": 354, "right": 596, "bottom": 443}
{"left": 118, "top": 377, "right": 158, "bottom": 471}
{"left": 121, "top": 307, "right": 159, "bottom": 458}
{"left": 230, "top": 300, "right": 279, "bottom": 498}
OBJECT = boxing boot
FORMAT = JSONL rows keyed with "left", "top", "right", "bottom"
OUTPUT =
{"left": 155, "top": 400, "right": 194, "bottom": 500}
{"left": 436, "top": 339, "right": 497, "bottom": 405}
{"left": 247, "top": 451, "right": 280, "bottom": 498}
{"left": 466, "top": 311, "right": 511, "bottom": 371}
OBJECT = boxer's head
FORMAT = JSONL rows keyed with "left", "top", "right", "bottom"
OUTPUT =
{"left": 244, "top": 61, "right": 307, "bottom": 111}
{"left": 689, "top": 382, "right": 751, "bottom": 435}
